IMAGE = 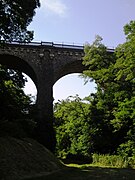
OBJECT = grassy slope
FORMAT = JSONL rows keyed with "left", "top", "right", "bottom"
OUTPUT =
{"left": 0, "top": 137, "right": 135, "bottom": 180}
{"left": 0, "top": 137, "right": 63, "bottom": 180}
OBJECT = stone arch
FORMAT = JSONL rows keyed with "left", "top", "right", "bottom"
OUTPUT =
{"left": 0, "top": 54, "right": 37, "bottom": 87}
{"left": 53, "top": 60, "right": 85, "bottom": 85}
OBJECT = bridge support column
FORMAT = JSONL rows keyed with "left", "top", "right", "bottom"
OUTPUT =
{"left": 35, "top": 71, "right": 56, "bottom": 152}
{"left": 35, "top": 85, "right": 56, "bottom": 152}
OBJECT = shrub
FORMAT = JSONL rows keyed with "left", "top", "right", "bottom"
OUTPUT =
{"left": 92, "top": 154, "right": 135, "bottom": 168}
{"left": 117, "top": 140, "right": 135, "bottom": 158}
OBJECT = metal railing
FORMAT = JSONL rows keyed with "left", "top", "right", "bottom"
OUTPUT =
{"left": 3, "top": 40, "right": 115, "bottom": 51}
{"left": 6, "top": 40, "right": 84, "bottom": 49}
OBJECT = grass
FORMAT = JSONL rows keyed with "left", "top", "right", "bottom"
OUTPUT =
{"left": 1, "top": 137, "right": 135, "bottom": 180}
{"left": 91, "top": 154, "right": 135, "bottom": 169}
{"left": 23, "top": 154, "right": 135, "bottom": 179}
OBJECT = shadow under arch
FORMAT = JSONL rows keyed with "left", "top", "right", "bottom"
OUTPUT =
{"left": 0, "top": 54, "right": 37, "bottom": 88}
{"left": 53, "top": 60, "right": 86, "bottom": 85}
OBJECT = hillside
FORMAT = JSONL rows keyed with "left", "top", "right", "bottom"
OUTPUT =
{"left": 0, "top": 136, "right": 135, "bottom": 180}
{"left": 0, "top": 137, "right": 63, "bottom": 180}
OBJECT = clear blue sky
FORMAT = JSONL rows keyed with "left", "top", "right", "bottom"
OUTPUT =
{"left": 24, "top": 0, "right": 135, "bottom": 102}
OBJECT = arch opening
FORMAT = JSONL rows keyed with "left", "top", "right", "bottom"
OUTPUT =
{"left": 0, "top": 54, "right": 38, "bottom": 103}
{"left": 0, "top": 54, "right": 37, "bottom": 86}
{"left": 23, "top": 73, "right": 37, "bottom": 103}
{"left": 53, "top": 73, "right": 97, "bottom": 103}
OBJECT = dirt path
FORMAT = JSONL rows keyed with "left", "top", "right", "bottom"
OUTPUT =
{"left": 23, "top": 166, "right": 135, "bottom": 180}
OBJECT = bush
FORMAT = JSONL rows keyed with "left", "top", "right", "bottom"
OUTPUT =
{"left": 117, "top": 140, "right": 135, "bottom": 158}
{"left": 92, "top": 154, "right": 135, "bottom": 168}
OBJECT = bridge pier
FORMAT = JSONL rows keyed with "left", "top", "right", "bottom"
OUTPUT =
{"left": 36, "top": 91, "right": 56, "bottom": 152}
{"left": 35, "top": 66, "right": 56, "bottom": 152}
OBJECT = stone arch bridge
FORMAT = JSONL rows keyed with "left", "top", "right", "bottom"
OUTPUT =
{"left": 0, "top": 41, "right": 114, "bottom": 150}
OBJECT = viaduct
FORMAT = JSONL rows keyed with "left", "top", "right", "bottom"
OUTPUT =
{"left": 0, "top": 41, "right": 114, "bottom": 150}
{"left": 0, "top": 41, "right": 86, "bottom": 150}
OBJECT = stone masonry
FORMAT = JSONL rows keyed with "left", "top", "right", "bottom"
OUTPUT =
{"left": 0, "top": 42, "right": 85, "bottom": 150}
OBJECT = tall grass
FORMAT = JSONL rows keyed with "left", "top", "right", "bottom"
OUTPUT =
{"left": 92, "top": 154, "right": 135, "bottom": 168}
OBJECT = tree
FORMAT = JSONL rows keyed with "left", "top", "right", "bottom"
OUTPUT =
{"left": 82, "top": 21, "right": 135, "bottom": 156}
{"left": 54, "top": 21, "right": 135, "bottom": 158}
{"left": 111, "top": 21, "right": 135, "bottom": 156}
{"left": 0, "top": 65, "right": 37, "bottom": 138}
{"left": 0, "top": 0, "right": 40, "bottom": 42}
{"left": 0, "top": 65, "right": 31, "bottom": 120}
{"left": 54, "top": 95, "right": 93, "bottom": 159}
{"left": 0, "top": 0, "right": 40, "bottom": 137}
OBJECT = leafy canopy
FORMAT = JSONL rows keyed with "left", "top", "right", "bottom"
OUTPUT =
{"left": 0, "top": 65, "right": 31, "bottom": 121}
{"left": 0, "top": 0, "right": 40, "bottom": 137}
{"left": 54, "top": 20, "right": 135, "bottom": 158}
{"left": 82, "top": 21, "right": 135, "bottom": 157}
{"left": 54, "top": 95, "right": 92, "bottom": 159}
{"left": 0, "top": 0, "right": 40, "bottom": 42}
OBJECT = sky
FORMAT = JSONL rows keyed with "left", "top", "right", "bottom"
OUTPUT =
{"left": 24, "top": 0, "right": 135, "bottom": 102}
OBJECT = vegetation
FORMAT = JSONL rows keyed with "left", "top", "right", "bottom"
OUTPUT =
{"left": 91, "top": 154, "right": 135, "bottom": 168}
{"left": 0, "top": 0, "right": 40, "bottom": 42}
{"left": 54, "top": 95, "right": 92, "bottom": 161}
{"left": 54, "top": 20, "right": 135, "bottom": 167}
{"left": 0, "top": 0, "right": 57, "bottom": 153}
{"left": 0, "top": 65, "right": 36, "bottom": 138}
{"left": 0, "top": 65, "right": 30, "bottom": 120}
{"left": 0, "top": 0, "right": 135, "bottom": 177}
{"left": 0, "top": 0, "right": 40, "bottom": 137}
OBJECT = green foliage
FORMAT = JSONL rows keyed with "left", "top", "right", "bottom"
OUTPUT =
{"left": 54, "top": 94, "right": 117, "bottom": 159}
{"left": 54, "top": 95, "right": 92, "bottom": 159}
{"left": 0, "top": 0, "right": 40, "bottom": 42}
{"left": 82, "top": 35, "right": 116, "bottom": 87}
{"left": 54, "top": 20, "right": 135, "bottom": 162}
{"left": 117, "top": 140, "right": 135, "bottom": 158}
{"left": 124, "top": 20, "right": 135, "bottom": 41}
{"left": 92, "top": 154, "right": 135, "bottom": 168}
{"left": 82, "top": 21, "right": 135, "bottom": 156}
{"left": 0, "top": 1, "right": 39, "bottom": 138}
{"left": 0, "top": 65, "right": 36, "bottom": 138}
{"left": 0, "top": 65, "right": 31, "bottom": 121}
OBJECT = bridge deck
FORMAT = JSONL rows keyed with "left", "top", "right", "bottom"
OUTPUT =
{"left": 2, "top": 41, "right": 114, "bottom": 52}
